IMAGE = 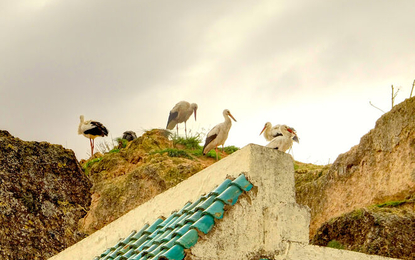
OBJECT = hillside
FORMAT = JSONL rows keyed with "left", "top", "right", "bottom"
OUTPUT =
{"left": 78, "top": 129, "right": 236, "bottom": 234}
{"left": 1, "top": 97, "right": 415, "bottom": 259}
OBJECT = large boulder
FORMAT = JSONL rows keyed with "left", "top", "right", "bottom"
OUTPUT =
{"left": 312, "top": 204, "right": 415, "bottom": 259}
{"left": 0, "top": 131, "right": 91, "bottom": 259}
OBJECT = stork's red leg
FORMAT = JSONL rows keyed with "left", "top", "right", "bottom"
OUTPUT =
{"left": 91, "top": 138, "right": 95, "bottom": 157}
{"left": 89, "top": 138, "right": 93, "bottom": 157}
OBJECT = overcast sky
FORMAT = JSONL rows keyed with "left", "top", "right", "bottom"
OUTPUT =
{"left": 1, "top": 0, "right": 414, "bottom": 164}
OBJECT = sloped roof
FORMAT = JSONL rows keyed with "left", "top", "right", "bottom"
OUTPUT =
{"left": 94, "top": 174, "right": 253, "bottom": 260}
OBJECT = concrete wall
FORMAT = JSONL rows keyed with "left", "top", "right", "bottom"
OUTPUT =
{"left": 49, "top": 144, "right": 400, "bottom": 260}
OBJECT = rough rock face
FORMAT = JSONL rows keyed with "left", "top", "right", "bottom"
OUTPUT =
{"left": 312, "top": 204, "right": 415, "bottom": 260}
{"left": 0, "top": 131, "right": 91, "bottom": 260}
{"left": 296, "top": 97, "right": 415, "bottom": 237}
{"left": 79, "top": 129, "right": 206, "bottom": 234}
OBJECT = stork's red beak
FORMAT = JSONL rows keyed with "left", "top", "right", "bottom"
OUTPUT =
{"left": 260, "top": 125, "right": 267, "bottom": 135}
{"left": 229, "top": 112, "right": 237, "bottom": 122}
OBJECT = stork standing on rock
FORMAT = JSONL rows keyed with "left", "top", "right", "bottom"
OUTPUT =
{"left": 265, "top": 125, "right": 296, "bottom": 152}
{"left": 78, "top": 115, "right": 109, "bottom": 157}
{"left": 260, "top": 122, "right": 299, "bottom": 143}
{"left": 203, "top": 109, "right": 237, "bottom": 160}
{"left": 166, "top": 101, "right": 198, "bottom": 137}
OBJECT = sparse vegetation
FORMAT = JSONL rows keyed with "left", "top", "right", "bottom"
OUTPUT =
{"left": 171, "top": 132, "right": 203, "bottom": 150}
{"left": 116, "top": 138, "right": 129, "bottom": 149}
{"left": 205, "top": 149, "right": 221, "bottom": 159}
{"left": 375, "top": 200, "right": 407, "bottom": 208}
{"left": 327, "top": 240, "right": 345, "bottom": 250}
{"left": 83, "top": 157, "right": 102, "bottom": 175}
{"left": 223, "top": 145, "right": 239, "bottom": 154}
{"left": 151, "top": 148, "right": 192, "bottom": 159}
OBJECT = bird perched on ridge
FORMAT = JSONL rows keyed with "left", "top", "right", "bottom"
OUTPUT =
{"left": 265, "top": 124, "right": 296, "bottom": 152}
{"left": 122, "top": 131, "right": 137, "bottom": 141}
{"left": 78, "top": 115, "right": 108, "bottom": 157}
{"left": 166, "top": 101, "right": 198, "bottom": 137}
{"left": 260, "top": 122, "right": 299, "bottom": 143}
{"left": 203, "top": 109, "right": 237, "bottom": 160}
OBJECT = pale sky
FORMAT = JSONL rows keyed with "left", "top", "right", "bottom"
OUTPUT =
{"left": 1, "top": 0, "right": 414, "bottom": 164}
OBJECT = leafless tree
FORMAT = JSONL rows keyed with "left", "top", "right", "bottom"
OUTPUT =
{"left": 391, "top": 85, "right": 400, "bottom": 108}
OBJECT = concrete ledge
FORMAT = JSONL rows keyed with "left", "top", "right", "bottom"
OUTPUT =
{"left": 50, "top": 144, "right": 295, "bottom": 260}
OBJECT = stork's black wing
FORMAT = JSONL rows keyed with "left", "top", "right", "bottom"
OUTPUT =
{"left": 203, "top": 134, "right": 217, "bottom": 154}
{"left": 85, "top": 121, "right": 109, "bottom": 136}
{"left": 272, "top": 132, "right": 283, "bottom": 138}
{"left": 166, "top": 111, "right": 178, "bottom": 129}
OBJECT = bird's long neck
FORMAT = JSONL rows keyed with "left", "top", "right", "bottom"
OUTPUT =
{"left": 264, "top": 125, "right": 273, "bottom": 137}
{"left": 223, "top": 114, "right": 232, "bottom": 130}
{"left": 78, "top": 115, "right": 85, "bottom": 135}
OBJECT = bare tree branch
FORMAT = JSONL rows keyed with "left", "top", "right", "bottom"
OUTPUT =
{"left": 410, "top": 79, "right": 415, "bottom": 98}
{"left": 391, "top": 85, "right": 400, "bottom": 108}
{"left": 369, "top": 101, "right": 385, "bottom": 113}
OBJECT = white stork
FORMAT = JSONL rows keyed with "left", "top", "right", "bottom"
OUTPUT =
{"left": 166, "top": 101, "right": 198, "bottom": 137}
{"left": 260, "top": 122, "right": 299, "bottom": 143}
{"left": 78, "top": 115, "right": 109, "bottom": 157}
{"left": 203, "top": 109, "right": 237, "bottom": 160}
{"left": 265, "top": 125, "right": 296, "bottom": 152}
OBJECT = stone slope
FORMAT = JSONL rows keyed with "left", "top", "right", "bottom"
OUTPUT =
{"left": 0, "top": 131, "right": 91, "bottom": 260}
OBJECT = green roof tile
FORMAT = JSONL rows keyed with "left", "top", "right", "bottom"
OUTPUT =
{"left": 216, "top": 185, "right": 243, "bottom": 205}
{"left": 159, "top": 244, "right": 185, "bottom": 260}
{"left": 95, "top": 174, "right": 253, "bottom": 260}
{"left": 184, "top": 210, "right": 202, "bottom": 224}
{"left": 203, "top": 200, "right": 225, "bottom": 219}
{"left": 143, "top": 218, "right": 164, "bottom": 235}
{"left": 209, "top": 178, "right": 232, "bottom": 195}
{"left": 232, "top": 174, "right": 253, "bottom": 191}
{"left": 194, "top": 195, "right": 216, "bottom": 211}
{"left": 191, "top": 214, "right": 215, "bottom": 234}
{"left": 175, "top": 229, "right": 198, "bottom": 249}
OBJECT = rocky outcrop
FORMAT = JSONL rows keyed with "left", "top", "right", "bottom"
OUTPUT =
{"left": 0, "top": 131, "right": 91, "bottom": 260}
{"left": 312, "top": 202, "right": 415, "bottom": 260}
{"left": 296, "top": 97, "right": 415, "bottom": 237}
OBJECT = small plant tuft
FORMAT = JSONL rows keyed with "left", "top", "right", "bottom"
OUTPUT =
{"left": 375, "top": 200, "right": 406, "bottom": 208}
{"left": 223, "top": 145, "right": 239, "bottom": 154}
{"left": 327, "top": 240, "right": 345, "bottom": 250}
{"left": 116, "top": 138, "right": 129, "bottom": 149}
{"left": 205, "top": 150, "right": 221, "bottom": 159}
{"left": 152, "top": 148, "right": 193, "bottom": 159}
{"left": 171, "top": 132, "right": 202, "bottom": 150}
